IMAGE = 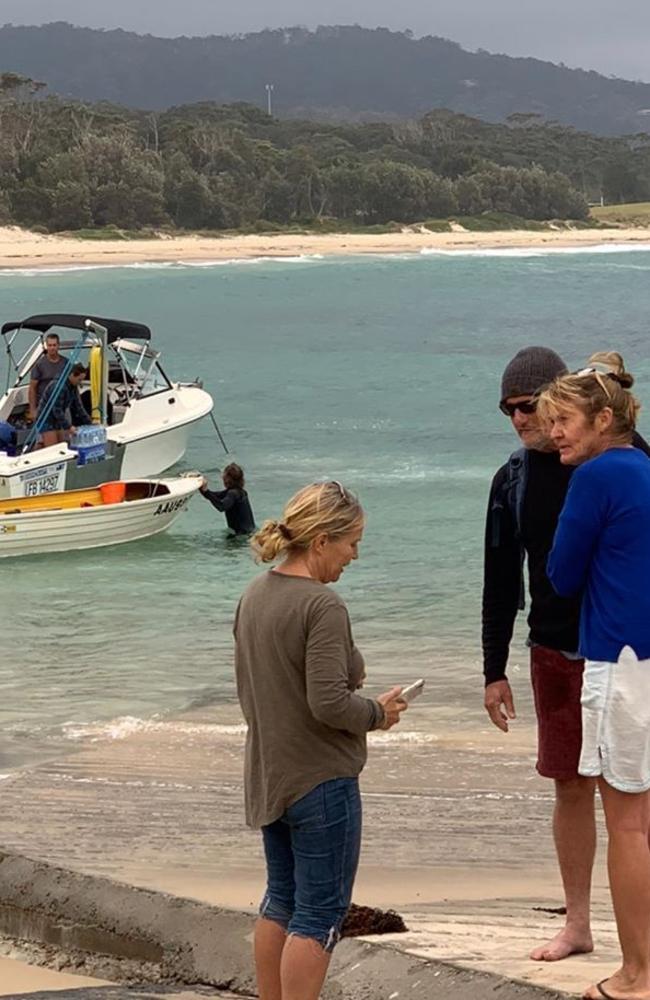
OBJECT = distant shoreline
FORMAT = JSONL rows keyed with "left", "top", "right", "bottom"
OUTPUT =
{"left": 2, "top": 225, "right": 650, "bottom": 270}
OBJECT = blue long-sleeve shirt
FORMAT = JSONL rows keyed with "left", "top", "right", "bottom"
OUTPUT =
{"left": 547, "top": 447, "right": 650, "bottom": 662}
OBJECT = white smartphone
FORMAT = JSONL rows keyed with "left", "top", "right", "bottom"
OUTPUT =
{"left": 398, "top": 679, "right": 425, "bottom": 704}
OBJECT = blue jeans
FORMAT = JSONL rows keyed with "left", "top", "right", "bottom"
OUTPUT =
{"left": 259, "top": 777, "right": 362, "bottom": 952}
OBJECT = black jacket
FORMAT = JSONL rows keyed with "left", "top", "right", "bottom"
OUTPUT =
{"left": 200, "top": 487, "right": 255, "bottom": 535}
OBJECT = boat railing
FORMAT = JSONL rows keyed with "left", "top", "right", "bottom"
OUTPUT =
{"left": 3, "top": 335, "right": 44, "bottom": 394}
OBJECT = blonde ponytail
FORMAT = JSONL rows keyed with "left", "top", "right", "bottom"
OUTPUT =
{"left": 251, "top": 481, "right": 364, "bottom": 564}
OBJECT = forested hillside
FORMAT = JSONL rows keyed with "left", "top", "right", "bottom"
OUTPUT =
{"left": 2, "top": 73, "right": 650, "bottom": 233}
{"left": 1, "top": 23, "right": 650, "bottom": 136}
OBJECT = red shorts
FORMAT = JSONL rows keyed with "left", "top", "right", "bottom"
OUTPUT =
{"left": 530, "top": 645, "right": 585, "bottom": 781}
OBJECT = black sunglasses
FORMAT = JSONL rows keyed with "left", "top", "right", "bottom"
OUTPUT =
{"left": 499, "top": 399, "right": 538, "bottom": 418}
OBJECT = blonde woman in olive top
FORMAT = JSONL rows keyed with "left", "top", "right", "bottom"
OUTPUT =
{"left": 234, "top": 481, "right": 406, "bottom": 1000}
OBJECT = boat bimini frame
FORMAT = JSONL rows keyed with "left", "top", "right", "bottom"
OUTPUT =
{"left": 1, "top": 314, "right": 173, "bottom": 441}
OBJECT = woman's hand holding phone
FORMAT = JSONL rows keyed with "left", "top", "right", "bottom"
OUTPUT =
{"left": 376, "top": 685, "right": 408, "bottom": 730}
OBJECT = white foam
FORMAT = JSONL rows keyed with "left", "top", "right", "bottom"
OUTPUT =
{"left": 63, "top": 718, "right": 445, "bottom": 748}
{"left": 369, "top": 730, "right": 440, "bottom": 745}
{"left": 0, "top": 254, "right": 325, "bottom": 278}
{"left": 63, "top": 716, "right": 246, "bottom": 742}
{"left": 420, "top": 243, "right": 650, "bottom": 259}
{"left": 0, "top": 263, "right": 128, "bottom": 276}
{"left": 127, "top": 260, "right": 179, "bottom": 269}
{"left": 184, "top": 254, "right": 324, "bottom": 267}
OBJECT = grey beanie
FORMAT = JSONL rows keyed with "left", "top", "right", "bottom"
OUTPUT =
{"left": 500, "top": 346, "right": 568, "bottom": 403}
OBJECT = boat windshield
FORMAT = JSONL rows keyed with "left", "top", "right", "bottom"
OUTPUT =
{"left": 113, "top": 342, "right": 171, "bottom": 396}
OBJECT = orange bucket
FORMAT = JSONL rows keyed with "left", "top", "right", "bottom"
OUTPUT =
{"left": 100, "top": 481, "right": 126, "bottom": 505}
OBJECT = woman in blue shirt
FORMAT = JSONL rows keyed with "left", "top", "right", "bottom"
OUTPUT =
{"left": 539, "top": 353, "right": 650, "bottom": 1000}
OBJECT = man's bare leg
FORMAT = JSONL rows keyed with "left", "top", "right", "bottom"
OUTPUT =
{"left": 530, "top": 776, "right": 596, "bottom": 961}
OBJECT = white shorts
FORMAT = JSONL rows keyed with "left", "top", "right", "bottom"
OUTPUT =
{"left": 579, "top": 645, "right": 650, "bottom": 793}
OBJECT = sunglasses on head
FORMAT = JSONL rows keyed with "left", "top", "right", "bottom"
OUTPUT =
{"left": 499, "top": 399, "right": 538, "bottom": 418}
{"left": 330, "top": 480, "right": 350, "bottom": 501}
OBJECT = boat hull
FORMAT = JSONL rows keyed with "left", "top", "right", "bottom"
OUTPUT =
{"left": 109, "top": 384, "right": 213, "bottom": 478}
{"left": 116, "top": 418, "right": 197, "bottom": 479}
{"left": 0, "top": 478, "right": 200, "bottom": 558}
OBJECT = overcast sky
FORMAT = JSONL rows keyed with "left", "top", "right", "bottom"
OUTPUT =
{"left": 2, "top": 0, "right": 649, "bottom": 82}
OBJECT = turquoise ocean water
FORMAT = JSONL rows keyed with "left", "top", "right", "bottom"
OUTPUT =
{"left": 2, "top": 245, "right": 650, "bottom": 768}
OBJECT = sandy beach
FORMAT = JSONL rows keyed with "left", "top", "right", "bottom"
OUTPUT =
{"left": 0, "top": 705, "right": 620, "bottom": 996}
{"left": 1, "top": 224, "right": 650, "bottom": 269}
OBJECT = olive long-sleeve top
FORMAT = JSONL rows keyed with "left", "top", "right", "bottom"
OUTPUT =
{"left": 234, "top": 570, "right": 384, "bottom": 828}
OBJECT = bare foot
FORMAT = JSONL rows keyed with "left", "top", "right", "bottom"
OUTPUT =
{"left": 530, "top": 926, "right": 594, "bottom": 962}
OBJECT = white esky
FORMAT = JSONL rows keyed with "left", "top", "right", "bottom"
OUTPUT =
{"left": 1, "top": 0, "right": 649, "bottom": 83}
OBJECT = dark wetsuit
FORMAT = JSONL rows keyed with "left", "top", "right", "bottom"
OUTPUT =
{"left": 200, "top": 486, "right": 255, "bottom": 535}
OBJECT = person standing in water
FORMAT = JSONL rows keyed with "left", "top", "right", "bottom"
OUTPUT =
{"left": 200, "top": 463, "right": 255, "bottom": 535}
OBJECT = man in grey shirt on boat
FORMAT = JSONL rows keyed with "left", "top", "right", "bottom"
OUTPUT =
{"left": 28, "top": 333, "right": 67, "bottom": 420}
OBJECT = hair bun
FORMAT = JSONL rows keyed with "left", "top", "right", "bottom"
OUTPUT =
{"left": 610, "top": 371, "right": 634, "bottom": 390}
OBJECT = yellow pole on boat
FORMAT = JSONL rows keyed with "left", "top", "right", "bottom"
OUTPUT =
{"left": 89, "top": 346, "right": 102, "bottom": 424}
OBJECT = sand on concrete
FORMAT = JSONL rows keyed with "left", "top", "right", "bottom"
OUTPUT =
{"left": 1, "top": 224, "right": 650, "bottom": 270}
{"left": 0, "top": 955, "right": 111, "bottom": 995}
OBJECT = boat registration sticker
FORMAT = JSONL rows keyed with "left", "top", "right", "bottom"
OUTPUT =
{"left": 19, "top": 463, "right": 66, "bottom": 497}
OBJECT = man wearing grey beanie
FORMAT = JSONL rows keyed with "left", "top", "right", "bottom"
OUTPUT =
{"left": 483, "top": 346, "right": 591, "bottom": 964}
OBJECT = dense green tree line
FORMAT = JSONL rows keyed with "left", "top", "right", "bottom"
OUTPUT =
{"left": 6, "top": 76, "right": 649, "bottom": 232}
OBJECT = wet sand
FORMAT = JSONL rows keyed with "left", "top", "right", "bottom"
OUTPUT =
{"left": 0, "top": 705, "right": 619, "bottom": 996}
{"left": 1, "top": 224, "right": 650, "bottom": 270}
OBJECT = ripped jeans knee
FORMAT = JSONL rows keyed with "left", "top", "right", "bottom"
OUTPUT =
{"left": 259, "top": 777, "right": 362, "bottom": 954}
{"left": 259, "top": 889, "right": 291, "bottom": 930}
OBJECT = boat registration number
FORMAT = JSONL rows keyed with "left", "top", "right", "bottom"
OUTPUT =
{"left": 153, "top": 497, "right": 189, "bottom": 516}
{"left": 17, "top": 463, "right": 66, "bottom": 498}
{"left": 25, "top": 474, "right": 61, "bottom": 496}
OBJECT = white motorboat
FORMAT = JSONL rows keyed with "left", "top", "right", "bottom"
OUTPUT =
{"left": 0, "top": 314, "right": 214, "bottom": 499}
{"left": 0, "top": 476, "right": 201, "bottom": 558}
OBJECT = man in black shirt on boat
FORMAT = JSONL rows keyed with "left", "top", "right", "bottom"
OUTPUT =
{"left": 482, "top": 346, "right": 650, "bottom": 965}
{"left": 200, "top": 463, "right": 255, "bottom": 536}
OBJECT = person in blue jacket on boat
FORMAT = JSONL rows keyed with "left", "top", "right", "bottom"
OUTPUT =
{"left": 538, "top": 352, "right": 650, "bottom": 1000}
{"left": 37, "top": 362, "right": 91, "bottom": 448}
{"left": 200, "top": 463, "right": 255, "bottom": 536}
